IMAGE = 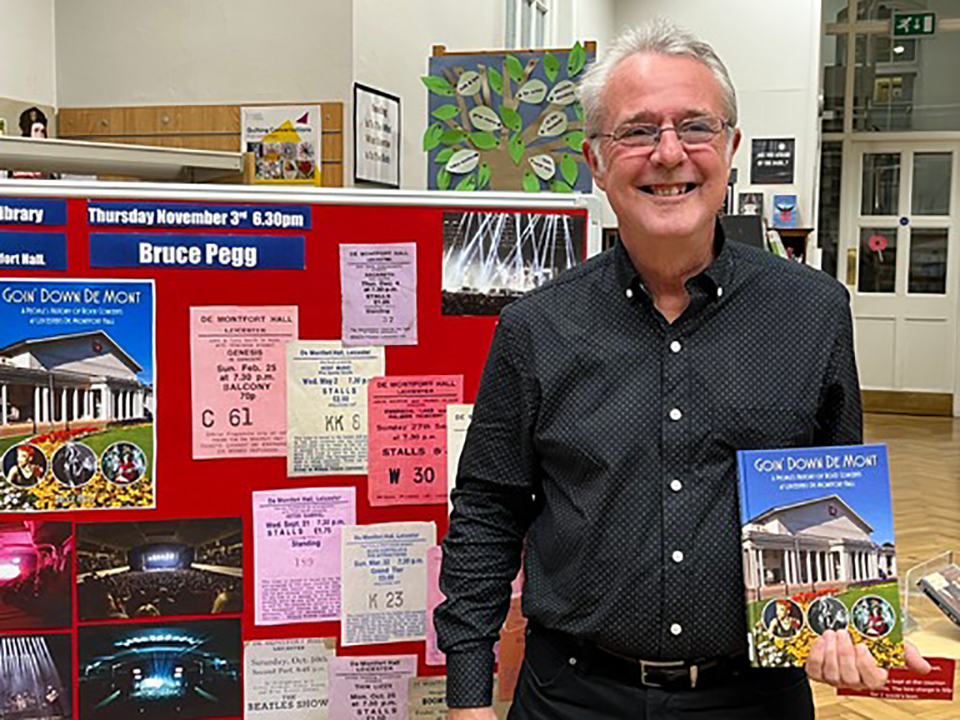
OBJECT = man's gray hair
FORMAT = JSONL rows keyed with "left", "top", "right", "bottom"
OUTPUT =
{"left": 579, "top": 18, "right": 738, "bottom": 146}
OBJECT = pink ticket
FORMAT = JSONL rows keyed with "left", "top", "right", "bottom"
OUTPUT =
{"left": 328, "top": 655, "right": 417, "bottom": 719}
{"left": 367, "top": 375, "right": 463, "bottom": 506}
{"left": 426, "top": 545, "right": 446, "bottom": 666}
{"left": 190, "top": 306, "right": 297, "bottom": 459}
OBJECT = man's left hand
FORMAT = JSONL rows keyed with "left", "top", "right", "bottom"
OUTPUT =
{"left": 806, "top": 629, "right": 931, "bottom": 690}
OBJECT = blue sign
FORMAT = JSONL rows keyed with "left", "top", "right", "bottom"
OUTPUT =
{"left": 0, "top": 232, "right": 68, "bottom": 270}
{"left": 0, "top": 198, "right": 67, "bottom": 226}
{"left": 90, "top": 233, "right": 305, "bottom": 270}
{"left": 87, "top": 201, "right": 311, "bottom": 230}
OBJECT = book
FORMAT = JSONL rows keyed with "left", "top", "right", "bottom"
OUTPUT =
{"left": 772, "top": 194, "right": 798, "bottom": 228}
{"left": 737, "top": 444, "right": 905, "bottom": 669}
{"left": 917, "top": 564, "right": 960, "bottom": 629}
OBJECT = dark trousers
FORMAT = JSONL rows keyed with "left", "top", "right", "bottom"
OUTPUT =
{"left": 508, "top": 629, "right": 815, "bottom": 720}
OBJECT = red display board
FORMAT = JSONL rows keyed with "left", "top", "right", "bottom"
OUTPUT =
{"left": 0, "top": 184, "right": 589, "bottom": 719}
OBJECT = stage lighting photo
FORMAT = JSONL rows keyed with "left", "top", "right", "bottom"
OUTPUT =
{"left": 0, "top": 521, "right": 72, "bottom": 632}
{"left": 77, "top": 518, "right": 242, "bottom": 621}
{"left": 441, "top": 210, "right": 586, "bottom": 316}
{"left": 0, "top": 633, "right": 72, "bottom": 719}
{"left": 78, "top": 618, "right": 240, "bottom": 720}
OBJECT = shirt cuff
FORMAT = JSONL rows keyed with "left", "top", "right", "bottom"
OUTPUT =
{"left": 445, "top": 644, "right": 497, "bottom": 708}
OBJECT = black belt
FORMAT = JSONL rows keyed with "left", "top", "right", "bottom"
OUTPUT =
{"left": 528, "top": 623, "right": 748, "bottom": 691}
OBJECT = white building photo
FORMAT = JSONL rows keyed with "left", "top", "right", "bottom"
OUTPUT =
{"left": 742, "top": 495, "right": 896, "bottom": 596}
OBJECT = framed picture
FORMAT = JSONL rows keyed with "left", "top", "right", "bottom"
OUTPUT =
{"left": 354, "top": 83, "right": 401, "bottom": 188}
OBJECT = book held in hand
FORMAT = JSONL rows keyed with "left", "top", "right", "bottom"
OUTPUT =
{"left": 737, "top": 444, "right": 905, "bottom": 669}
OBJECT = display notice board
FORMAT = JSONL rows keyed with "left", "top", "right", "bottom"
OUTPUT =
{"left": 0, "top": 183, "right": 592, "bottom": 719}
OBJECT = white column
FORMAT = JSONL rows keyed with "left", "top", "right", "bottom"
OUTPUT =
{"left": 126, "top": 391, "right": 133, "bottom": 419}
{"left": 33, "top": 386, "right": 40, "bottom": 422}
{"left": 42, "top": 387, "right": 50, "bottom": 422}
{"left": 71, "top": 388, "right": 78, "bottom": 421}
{"left": 805, "top": 551, "right": 812, "bottom": 583}
{"left": 757, "top": 549, "right": 765, "bottom": 587}
{"left": 1, "top": 384, "right": 7, "bottom": 425}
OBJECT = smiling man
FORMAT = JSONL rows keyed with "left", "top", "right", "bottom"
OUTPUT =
{"left": 437, "top": 19, "right": 927, "bottom": 720}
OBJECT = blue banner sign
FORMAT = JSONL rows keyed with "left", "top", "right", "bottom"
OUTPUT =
{"left": 0, "top": 198, "right": 67, "bottom": 226}
{"left": 87, "top": 201, "right": 311, "bottom": 230}
{"left": 0, "top": 232, "right": 68, "bottom": 270}
{"left": 90, "top": 233, "right": 305, "bottom": 270}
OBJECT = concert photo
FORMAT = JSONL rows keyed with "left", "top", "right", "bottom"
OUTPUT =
{"left": 0, "top": 521, "right": 72, "bottom": 632}
{"left": 76, "top": 518, "right": 242, "bottom": 621}
{"left": 0, "top": 632, "right": 72, "bottom": 719}
{"left": 78, "top": 618, "right": 241, "bottom": 720}
{"left": 441, "top": 210, "right": 585, "bottom": 315}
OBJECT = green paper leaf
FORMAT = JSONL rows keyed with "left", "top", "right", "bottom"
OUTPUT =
{"left": 564, "top": 130, "right": 585, "bottom": 151}
{"left": 431, "top": 104, "right": 460, "bottom": 121}
{"left": 437, "top": 167, "right": 451, "bottom": 190}
{"left": 567, "top": 41, "right": 586, "bottom": 77}
{"left": 478, "top": 163, "right": 491, "bottom": 190}
{"left": 544, "top": 52, "right": 560, "bottom": 82}
{"left": 560, "top": 153, "right": 579, "bottom": 186}
{"left": 552, "top": 179, "right": 574, "bottom": 193}
{"left": 505, "top": 55, "right": 524, "bottom": 84}
{"left": 508, "top": 133, "right": 526, "bottom": 165}
{"left": 522, "top": 170, "right": 541, "bottom": 193}
{"left": 469, "top": 131, "right": 499, "bottom": 150}
{"left": 488, "top": 66, "right": 504, "bottom": 95}
{"left": 435, "top": 147, "right": 456, "bottom": 164}
{"left": 455, "top": 174, "right": 478, "bottom": 192}
{"left": 500, "top": 106, "right": 522, "bottom": 132}
{"left": 421, "top": 75, "right": 455, "bottom": 96}
{"left": 440, "top": 128, "right": 467, "bottom": 145}
{"left": 423, "top": 123, "right": 444, "bottom": 152}
{"left": 573, "top": 101, "right": 584, "bottom": 121}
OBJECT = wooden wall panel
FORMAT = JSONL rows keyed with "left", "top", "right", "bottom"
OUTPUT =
{"left": 58, "top": 102, "right": 344, "bottom": 186}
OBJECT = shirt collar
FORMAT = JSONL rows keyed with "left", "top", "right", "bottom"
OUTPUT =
{"left": 614, "top": 218, "right": 734, "bottom": 301}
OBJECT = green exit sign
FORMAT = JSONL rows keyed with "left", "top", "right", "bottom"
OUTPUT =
{"left": 893, "top": 12, "right": 936, "bottom": 37}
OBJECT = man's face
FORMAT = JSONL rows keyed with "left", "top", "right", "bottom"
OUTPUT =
{"left": 17, "top": 448, "right": 31, "bottom": 468}
{"left": 584, "top": 53, "right": 740, "bottom": 242}
{"left": 776, "top": 602, "right": 789, "bottom": 620}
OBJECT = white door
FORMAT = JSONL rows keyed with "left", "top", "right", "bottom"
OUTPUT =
{"left": 839, "top": 142, "right": 959, "bottom": 412}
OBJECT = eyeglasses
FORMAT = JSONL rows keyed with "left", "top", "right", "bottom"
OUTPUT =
{"left": 592, "top": 116, "right": 729, "bottom": 148}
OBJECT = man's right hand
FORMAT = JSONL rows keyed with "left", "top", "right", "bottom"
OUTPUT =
{"left": 449, "top": 708, "right": 497, "bottom": 720}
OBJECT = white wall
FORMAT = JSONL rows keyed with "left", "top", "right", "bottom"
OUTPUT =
{"left": 572, "top": 0, "right": 616, "bottom": 55}
{"left": 352, "top": 0, "right": 503, "bottom": 190}
{"left": 55, "top": 0, "right": 353, "bottom": 107}
{"left": 609, "top": 0, "right": 822, "bottom": 232}
{"left": 0, "top": 0, "right": 57, "bottom": 106}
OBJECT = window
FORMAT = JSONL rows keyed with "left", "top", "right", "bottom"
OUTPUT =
{"left": 505, "top": 0, "right": 551, "bottom": 49}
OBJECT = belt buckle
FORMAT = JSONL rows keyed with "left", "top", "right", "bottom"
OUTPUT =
{"left": 638, "top": 658, "right": 687, "bottom": 689}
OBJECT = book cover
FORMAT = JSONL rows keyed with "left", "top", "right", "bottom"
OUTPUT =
{"left": 772, "top": 194, "right": 798, "bottom": 228}
{"left": 917, "top": 564, "right": 960, "bottom": 629}
{"left": 738, "top": 444, "right": 905, "bottom": 668}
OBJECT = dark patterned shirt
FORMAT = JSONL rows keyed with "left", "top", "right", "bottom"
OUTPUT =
{"left": 436, "top": 223, "right": 863, "bottom": 708}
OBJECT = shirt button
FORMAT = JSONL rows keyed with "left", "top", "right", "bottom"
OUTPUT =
{"left": 625, "top": 288, "right": 634, "bottom": 299}
{"left": 669, "top": 408, "right": 682, "bottom": 421}
{"left": 717, "top": 286, "right": 724, "bottom": 298}
{"left": 670, "top": 479, "right": 683, "bottom": 492}
{"left": 672, "top": 550, "right": 684, "bottom": 563}
{"left": 670, "top": 340, "right": 682, "bottom": 353}
{"left": 670, "top": 623, "right": 683, "bottom": 636}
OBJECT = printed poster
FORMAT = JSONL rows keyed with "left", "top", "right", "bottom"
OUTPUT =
{"left": 328, "top": 655, "right": 417, "bottom": 720}
{"left": 426, "top": 545, "right": 446, "bottom": 666}
{"left": 354, "top": 83, "right": 401, "bottom": 188}
{"left": 340, "top": 243, "right": 417, "bottom": 346}
{"left": 341, "top": 521, "right": 436, "bottom": 646}
{"left": 0, "top": 278, "right": 155, "bottom": 512}
{"left": 286, "top": 341, "right": 385, "bottom": 476}
{"left": 242, "top": 105, "right": 322, "bottom": 184}
{"left": 253, "top": 487, "right": 356, "bottom": 625}
{"left": 367, "top": 375, "right": 463, "bottom": 507}
{"left": 244, "top": 637, "right": 336, "bottom": 719}
{"left": 446, "top": 403, "right": 473, "bottom": 514}
{"left": 190, "top": 306, "right": 297, "bottom": 459}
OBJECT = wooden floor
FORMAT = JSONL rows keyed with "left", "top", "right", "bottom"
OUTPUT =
{"left": 812, "top": 413, "right": 960, "bottom": 717}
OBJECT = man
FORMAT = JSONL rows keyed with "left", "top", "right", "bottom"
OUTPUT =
{"left": 436, "top": 19, "right": 929, "bottom": 720}
{"left": 5, "top": 445, "right": 45, "bottom": 488}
